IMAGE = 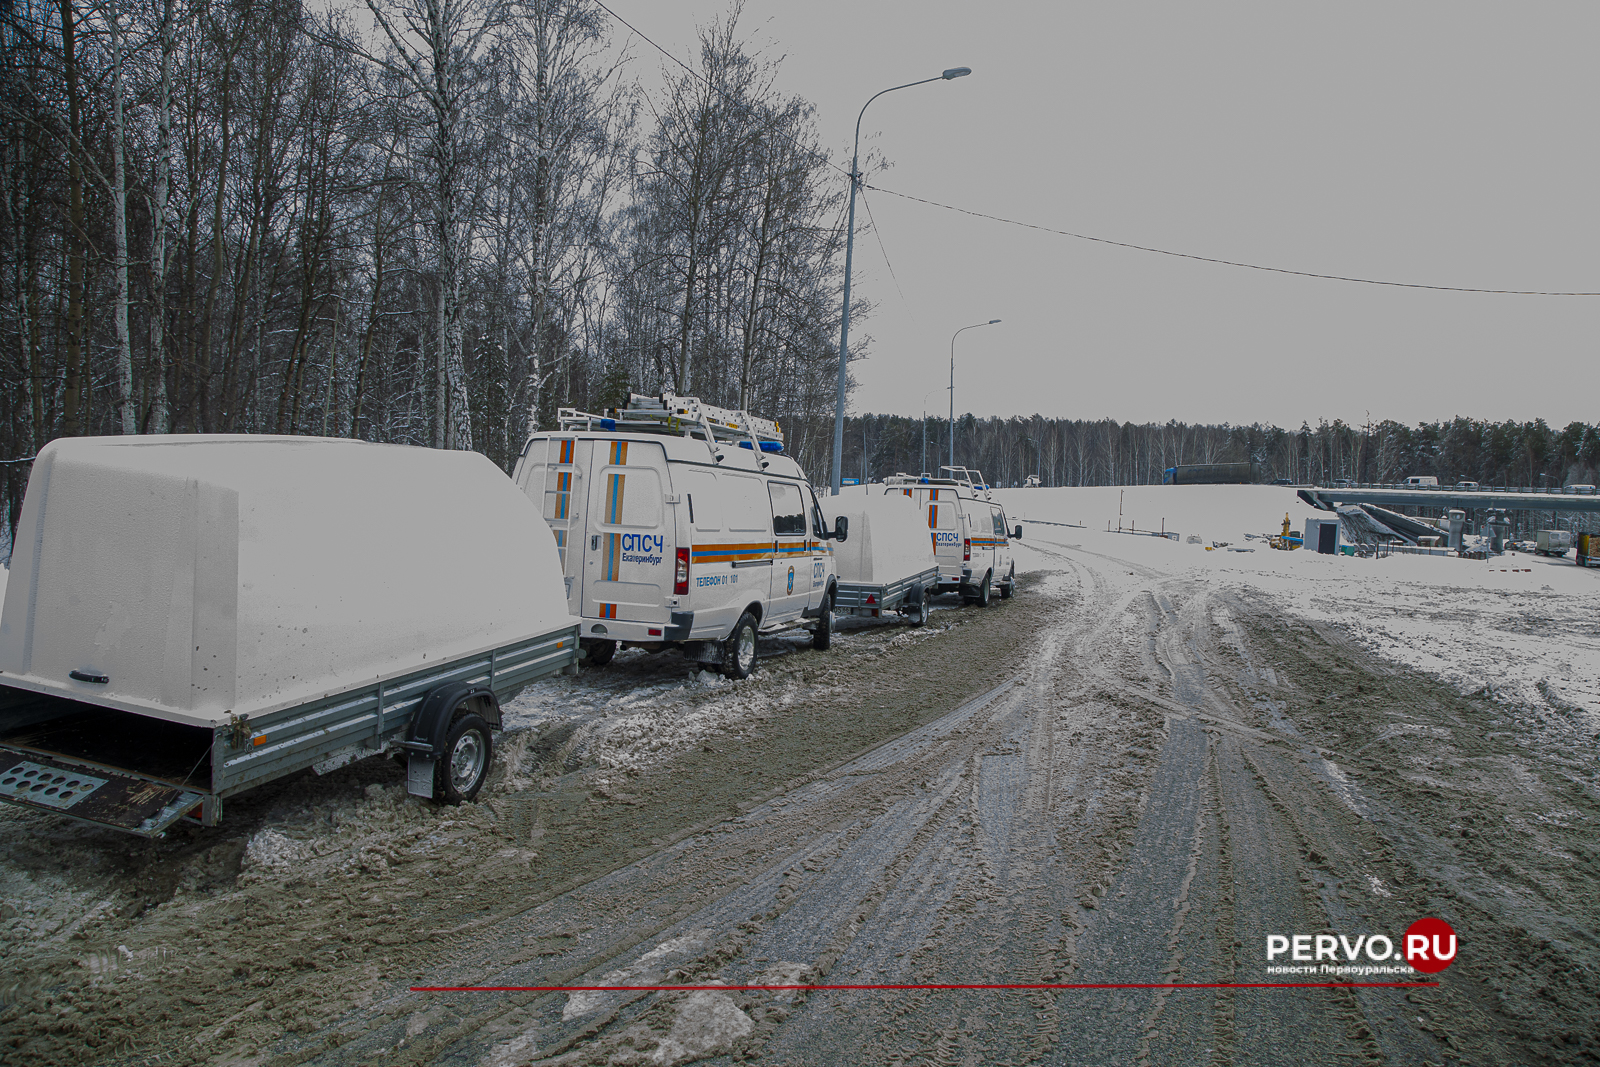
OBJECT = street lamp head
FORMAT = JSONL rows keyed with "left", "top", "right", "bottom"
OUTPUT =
{"left": 942, "top": 67, "right": 972, "bottom": 80}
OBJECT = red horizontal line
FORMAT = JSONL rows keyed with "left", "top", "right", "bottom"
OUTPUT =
{"left": 410, "top": 982, "right": 1439, "bottom": 993}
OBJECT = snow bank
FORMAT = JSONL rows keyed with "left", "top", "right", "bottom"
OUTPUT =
{"left": 997, "top": 483, "right": 1308, "bottom": 546}
{"left": 0, "top": 435, "right": 571, "bottom": 726}
{"left": 1005, "top": 484, "right": 1600, "bottom": 728}
{"left": 825, "top": 488, "right": 937, "bottom": 584}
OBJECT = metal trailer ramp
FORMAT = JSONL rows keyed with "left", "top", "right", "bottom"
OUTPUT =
{"left": 0, "top": 753, "right": 202, "bottom": 837}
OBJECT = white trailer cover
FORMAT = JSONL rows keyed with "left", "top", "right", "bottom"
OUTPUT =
{"left": 0, "top": 436, "right": 570, "bottom": 727}
{"left": 825, "top": 491, "right": 937, "bottom": 584}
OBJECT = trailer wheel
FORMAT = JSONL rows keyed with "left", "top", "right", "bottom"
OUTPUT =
{"left": 812, "top": 595, "right": 833, "bottom": 651}
{"left": 581, "top": 638, "right": 616, "bottom": 668}
{"left": 722, "top": 612, "right": 760, "bottom": 679}
{"left": 436, "top": 712, "right": 493, "bottom": 804}
{"left": 905, "top": 583, "right": 927, "bottom": 627}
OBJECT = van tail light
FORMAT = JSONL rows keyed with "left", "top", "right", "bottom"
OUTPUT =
{"left": 963, "top": 538, "right": 971, "bottom": 562}
{"left": 674, "top": 548, "right": 690, "bottom": 595}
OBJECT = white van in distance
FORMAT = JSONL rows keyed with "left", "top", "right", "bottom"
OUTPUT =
{"left": 512, "top": 394, "right": 843, "bottom": 678}
{"left": 881, "top": 467, "right": 1020, "bottom": 605}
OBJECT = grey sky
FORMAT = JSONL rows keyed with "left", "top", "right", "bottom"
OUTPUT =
{"left": 610, "top": 1, "right": 1599, "bottom": 428}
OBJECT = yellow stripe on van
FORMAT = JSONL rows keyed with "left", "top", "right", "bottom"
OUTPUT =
{"left": 691, "top": 542, "right": 776, "bottom": 563}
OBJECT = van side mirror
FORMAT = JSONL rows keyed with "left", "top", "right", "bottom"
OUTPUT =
{"left": 1013, "top": 525, "right": 1023, "bottom": 540}
{"left": 834, "top": 516, "right": 848, "bottom": 543}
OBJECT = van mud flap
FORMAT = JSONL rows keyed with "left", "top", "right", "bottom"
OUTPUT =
{"left": 0, "top": 754, "right": 204, "bottom": 837}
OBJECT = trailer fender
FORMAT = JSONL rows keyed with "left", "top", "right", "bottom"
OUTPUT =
{"left": 401, "top": 682, "right": 498, "bottom": 787}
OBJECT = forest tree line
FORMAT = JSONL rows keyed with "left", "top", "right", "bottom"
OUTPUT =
{"left": 844, "top": 414, "right": 1600, "bottom": 492}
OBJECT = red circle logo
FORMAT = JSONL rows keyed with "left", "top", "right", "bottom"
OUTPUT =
{"left": 1405, "top": 917, "right": 1458, "bottom": 973}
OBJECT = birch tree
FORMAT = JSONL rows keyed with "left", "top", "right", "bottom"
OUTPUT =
{"left": 356, "top": 0, "right": 504, "bottom": 450}
{"left": 108, "top": 0, "right": 133, "bottom": 432}
{"left": 145, "top": 0, "right": 175, "bottom": 431}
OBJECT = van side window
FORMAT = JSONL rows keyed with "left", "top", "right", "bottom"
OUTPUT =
{"left": 808, "top": 489, "right": 828, "bottom": 538}
{"left": 768, "top": 482, "right": 805, "bottom": 536}
{"left": 677, "top": 468, "right": 722, "bottom": 532}
{"left": 992, "top": 509, "right": 1007, "bottom": 538}
{"left": 723, "top": 474, "right": 770, "bottom": 532}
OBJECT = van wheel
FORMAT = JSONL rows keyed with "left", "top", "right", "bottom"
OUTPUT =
{"left": 905, "top": 583, "right": 927, "bottom": 627}
{"left": 999, "top": 573, "right": 1014, "bottom": 599}
{"left": 812, "top": 595, "right": 833, "bottom": 651}
{"left": 722, "top": 612, "right": 759, "bottom": 679}
{"left": 966, "top": 572, "right": 992, "bottom": 607}
{"left": 436, "top": 713, "right": 493, "bottom": 804}
{"left": 580, "top": 638, "right": 616, "bottom": 668}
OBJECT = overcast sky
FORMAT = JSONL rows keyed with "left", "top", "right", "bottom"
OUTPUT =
{"left": 605, "top": 1, "right": 1599, "bottom": 429}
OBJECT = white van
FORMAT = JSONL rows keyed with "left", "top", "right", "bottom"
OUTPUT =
{"left": 881, "top": 467, "right": 1020, "bottom": 605}
{"left": 511, "top": 394, "right": 842, "bottom": 678}
{"left": 1404, "top": 476, "right": 1439, "bottom": 487}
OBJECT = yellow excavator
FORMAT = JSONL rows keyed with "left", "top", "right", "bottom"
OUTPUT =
{"left": 1268, "top": 513, "right": 1301, "bottom": 550}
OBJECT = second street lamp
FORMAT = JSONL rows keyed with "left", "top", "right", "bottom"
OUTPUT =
{"left": 949, "top": 319, "right": 1001, "bottom": 474}
{"left": 831, "top": 66, "right": 972, "bottom": 494}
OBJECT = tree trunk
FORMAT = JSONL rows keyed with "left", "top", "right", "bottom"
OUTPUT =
{"left": 146, "top": 0, "right": 175, "bottom": 433}
{"left": 110, "top": 0, "right": 135, "bottom": 433}
{"left": 58, "top": 0, "right": 86, "bottom": 437}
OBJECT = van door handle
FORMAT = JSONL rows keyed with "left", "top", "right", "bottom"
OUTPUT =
{"left": 591, "top": 535, "right": 600, "bottom": 550}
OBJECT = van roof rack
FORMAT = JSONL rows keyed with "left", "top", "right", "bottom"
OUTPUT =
{"left": 558, "top": 392, "right": 784, "bottom": 452}
{"left": 882, "top": 467, "right": 992, "bottom": 497}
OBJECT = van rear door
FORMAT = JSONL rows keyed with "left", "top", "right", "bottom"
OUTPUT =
{"left": 581, "top": 440, "right": 672, "bottom": 625}
{"left": 926, "top": 488, "right": 962, "bottom": 583}
{"left": 520, "top": 435, "right": 590, "bottom": 613}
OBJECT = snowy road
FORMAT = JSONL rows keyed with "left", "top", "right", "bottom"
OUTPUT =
{"left": 251, "top": 532, "right": 1594, "bottom": 1066}
{"left": 2, "top": 516, "right": 1596, "bottom": 1065}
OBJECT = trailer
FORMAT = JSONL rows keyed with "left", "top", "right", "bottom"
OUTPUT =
{"left": 825, "top": 492, "right": 940, "bottom": 626}
{"left": 1535, "top": 530, "right": 1572, "bottom": 558}
{"left": 1578, "top": 532, "right": 1600, "bottom": 568}
{"left": 1162, "top": 462, "right": 1257, "bottom": 486}
{"left": 0, "top": 436, "right": 578, "bottom": 837}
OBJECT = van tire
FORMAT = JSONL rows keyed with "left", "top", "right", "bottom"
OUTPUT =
{"left": 436, "top": 713, "right": 493, "bottom": 804}
{"left": 723, "top": 612, "right": 760, "bottom": 679}
{"left": 999, "top": 569, "right": 1014, "bottom": 599}
{"left": 965, "top": 571, "right": 992, "bottom": 607}
{"left": 812, "top": 595, "right": 833, "bottom": 650}
{"left": 580, "top": 638, "right": 616, "bottom": 668}
{"left": 905, "top": 583, "right": 926, "bottom": 627}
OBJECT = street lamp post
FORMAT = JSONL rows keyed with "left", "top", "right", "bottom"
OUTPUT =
{"left": 948, "top": 319, "right": 1000, "bottom": 474}
{"left": 831, "top": 66, "right": 972, "bottom": 494}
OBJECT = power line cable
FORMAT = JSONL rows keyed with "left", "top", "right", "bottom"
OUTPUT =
{"left": 863, "top": 183, "right": 1600, "bottom": 297}
{"left": 596, "top": 1, "right": 1599, "bottom": 298}
{"left": 856, "top": 184, "right": 905, "bottom": 300}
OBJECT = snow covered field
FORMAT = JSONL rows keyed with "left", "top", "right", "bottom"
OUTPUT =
{"left": 998, "top": 484, "right": 1600, "bottom": 735}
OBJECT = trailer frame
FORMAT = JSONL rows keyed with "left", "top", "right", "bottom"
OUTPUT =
{"left": 834, "top": 567, "right": 940, "bottom": 626}
{"left": 0, "top": 624, "right": 578, "bottom": 837}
